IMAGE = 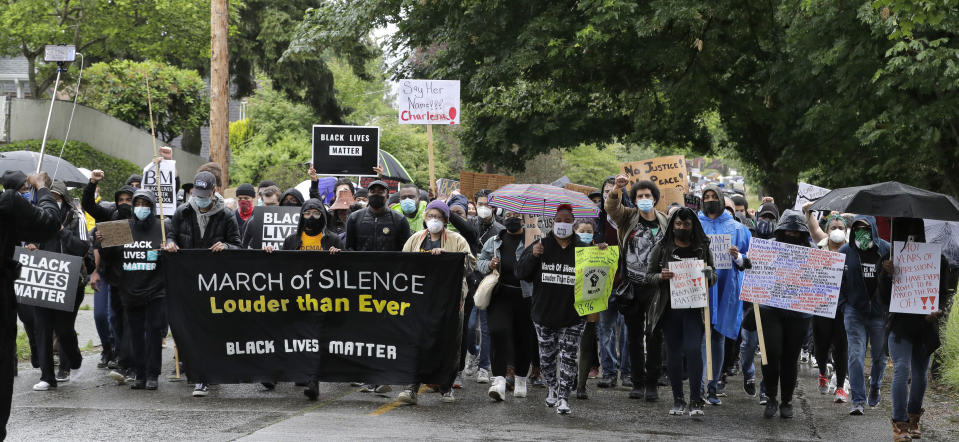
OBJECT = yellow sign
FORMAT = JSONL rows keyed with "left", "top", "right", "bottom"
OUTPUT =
{"left": 573, "top": 246, "right": 620, "bottom": 316}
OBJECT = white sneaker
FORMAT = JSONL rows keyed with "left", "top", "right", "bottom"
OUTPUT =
{"left": 33, "top": 381, "right": 52, "bottom": 391}
{"left": 488, "top": 376, "right": 506, "bottom": 401}
{"left": 441, "top": 390, "right": 455, "bottom": 403}
{"left": 464, "top": 353, "right": 479, "bottom": 376}
{"left": 476, "top": 368, "right": 490, "bottom": 384}
{"left": 556, "top": 399, "right": 570, "bottom": 414}
{"left": 545, "top": 388, "right": 558, "bottom": 407}
{"left": 514, "top": 376, "right": 528, "bottom": 398}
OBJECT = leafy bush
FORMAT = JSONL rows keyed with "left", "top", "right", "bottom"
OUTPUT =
{"left": 229, "top": 119, "right": 253, "bottom": 152}
{"left": 939, "top": 301, "right": 959, "bottom": 388}
{"left": 0, "top": 139, "right": 141, "bottom": 198}
{"left": 80, "top": 60, "right": 208, "bottom": 143}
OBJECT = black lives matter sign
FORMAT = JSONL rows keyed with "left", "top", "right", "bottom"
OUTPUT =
{"left": 247, "top": 206, "right": 301, "bottom": 249}
{"left": 312, "top": 125, "right": 380, "bottom": 176}
{"left": 14, "top": 247, "right": 81, "bottom": 312}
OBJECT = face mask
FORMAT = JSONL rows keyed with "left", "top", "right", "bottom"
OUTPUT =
{"left": 195, "top": 197, "right": 212, "bottom": 209}
{"left": 577, "top": 232, "right": 593, "bottom": 244}
{"left": 505, "top": 217, "right": 523, "bottom": 234}
{"left": 703, "top": 200, "right": 723, "bottom": 216}
{"left": 56, "top": 202, "right": 62, "bottom": 209}
{"left": 553, "top": 222, "right": 574, "bottom": 239}
{"left": 134, "top": 207, "right": 152, "bottom": 221}
{"left": 20, "top": 191, "right": 31, "bottom": 201}
{"left": 426, "top": 218, "right": 444, "bottom": 234}
{"left": 400, "top": 198, "right": 417, "bottom": 214}
{"left": 117, "top": 203, "right": 133, "bottom": 219}
{"left": 854, "top": 229, "right": 874, "bottom": 250}
{"left": 757, "top": 219, "right": 775, "bottom": 238}
{"left": 368, "top": 194, "right": 386, "bottom": 209}
{"left": 355, "top": 200, "right": 368, "bottom": 208}
{"left": 636, "top": 199, "right": 654, "bottom": 213}
{"left": 238, "top": 199, "right": 254, "bottom": 215}
{"left": 477, "top": 206, "right": 493, "bottom": 220}
{"left": 829, "top": 229, "right": 846, "bottom": 244}
{"left": 303, "top": 216, "right": 325, "bottom": 234}
{"left": 257, "top": 198, "right": 263, "bottom": 206}
{"left": 784, "top": 234, "right": 806, "bottom": 245}
{"left": 673, "top": 228, "right": 692, "bottom": 242}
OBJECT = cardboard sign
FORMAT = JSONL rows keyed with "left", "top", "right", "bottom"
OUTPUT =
{"left": 459, "top": 171, "right": 515, "bottom": 204}
{"left": 669, "top": 259, "right": 708, "bottom": 309}
{"left": 311, "top": 125, "right": 380, "bottom": 176}
{"left": 523, "top": 215, "right": 555, "bottom": 247}
{"left": 96, "top": 219, "right": 134, "bottom": 248}
{"left": 398, "top": 79, "right": 460, "bottom": 125}
{"left": 574, "top": 246, "right": 620, "bottom": 316}
{"left": 14, "top": 247, "right": 81, "bottom": 312}
{"left": 793, "top": 182, "right": 831, "bottom": 211}
{"left": 621, "top": 155, "right": 688, "bottom": 212}
{"left": 890, "top": 241, "right": 942, "bottom": 314}
{"left": 436, "top": 179, "right": 460, "bottom": 198}
{"left": 565, "top": 183, "right": 599, "bottom": 197}
{"left": 709, "top": 234, "right": 733, "bottom": 270}
{"left": 741, "top": 238, "right": 845, "bottom": 318}
{"left": 142, "top": 159, "right": 176, "bottom": 215}
{"left": 247, "top": 206, "right": 301, "bottom": 250}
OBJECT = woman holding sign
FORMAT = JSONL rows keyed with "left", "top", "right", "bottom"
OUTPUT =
{"left": 645, "top": 208, "right": 716, "bottom": 418}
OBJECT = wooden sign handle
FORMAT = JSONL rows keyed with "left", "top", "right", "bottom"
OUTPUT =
{"left": 704, "top": 304, "right": 713, "bottom": 381}
{"left": 753, "top": 302, "right": 769, "bottom": 365}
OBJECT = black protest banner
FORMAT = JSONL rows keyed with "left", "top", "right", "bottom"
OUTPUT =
{"left": 312, "top": 125, "right": 380, "bottom": 176}
{"left": 162, "top": 250, "right": 465, "bottom": 385}
{"left": 246, "top": 206, "right": 300, "bottom": 249}
{"left": 14, "top": 247, "right": 81, "bottom": 312}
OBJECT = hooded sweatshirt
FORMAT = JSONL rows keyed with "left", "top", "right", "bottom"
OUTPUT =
{"left": 281, "top": 198, "right": 343, "bottom": 251}
{"left": 120, "top": 190, "right": 171, "bottom": 307}
{"left": 838, "top": 215, "right": 890, "bottom": 314}
{"left": 190, "top": 194, "right": 226, "bottom": 237}
{"left": 516, "top": 232, "right": 589, "bottom": 328}
{"left": 280, "top": 188, "right": 305, "bottom": 207}
{"left": 697, "top": 184, "right": 752, "bottom": 339}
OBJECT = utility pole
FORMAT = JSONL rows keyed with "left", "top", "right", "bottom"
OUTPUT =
{"left": 210, "top": 0, "right": 230, "bottom": 185}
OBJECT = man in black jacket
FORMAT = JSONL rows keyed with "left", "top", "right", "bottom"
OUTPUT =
{"left": 345, "top": 180, "right": 411, "bottom": 253}
{"left": 1, "top": 170, "right": 61, "bottom": 440}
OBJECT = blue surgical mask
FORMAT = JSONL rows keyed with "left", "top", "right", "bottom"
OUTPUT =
{"left": 636, "top": 199, "right": 654, "bottom": 213}
{"left": 195, "top": 197, "right": 212, "bottom": 209}
{"left": 400, "top": 198, "right": 417, "bottom": 214}
{"left": 134, "top": 207, "right": 152, "bottom": 220}
{"left": 577, "top": 232, "right": 594, "bottom": 244}
{"left": 20, "top": 191, "right": 31, "bottom": 201}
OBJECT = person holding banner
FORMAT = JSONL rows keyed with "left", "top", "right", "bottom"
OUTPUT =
{"left": 839, "top": 215, "right": 891, "bottom": 415}
{"left": 756, "top": 210, "right": 815, "bottom": 419}
{"left": 516, "top": 204, "right": 596, "bottom": 415}
{"left": 477, "top": 210, "right": 534, "bottom": 402}
{"left": 644, "top": 208, "right": 716, "bottom": 418}
{"left": 605, "top": 178, "right": 669, "bottom": 401}
{"left": 697, "top": 185, "right": 751, "bottom": 405}
{"left": 1, "top": 170, "right": 62, "bottom": 440}
{"left": 877, "top": 218, "right": 953, "bottom": 440}
{"left": 397, "top": 200, "right": 475, "bottom": 405}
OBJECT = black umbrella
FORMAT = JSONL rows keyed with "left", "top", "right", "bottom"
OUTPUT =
{"left": 0, "top": 150, "right": 88, "bottom": 187}
{"left": 808, "top": 181, "right": 959, "bottom": 222}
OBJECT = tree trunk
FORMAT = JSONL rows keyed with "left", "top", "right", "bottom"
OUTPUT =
{"left": 210, "top": 0, "right": 230, "bottom": 186}
{"left": 759, "top": 171, "right": 800, "bottom": 214}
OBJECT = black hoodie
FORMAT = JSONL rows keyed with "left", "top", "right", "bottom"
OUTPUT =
{"left": 280, "top": 188, "right": 305, "bottom": 207}
{"left": 516, "top": 231, "right": 589, "bottom": 328}
{"left": 120, "top": 190, "right": 171, "bottom": 307}
{"left": 281, "top": 198, "right": 343, "bottom": 251}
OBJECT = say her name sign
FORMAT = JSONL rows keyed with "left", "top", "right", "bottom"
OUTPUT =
{"left": 741, "top": 238, "right": 845, "bottom": 318}
{"left": 398, "top": 79, "right": 460, "bottom": 125}
{"left": 890, "top": 241, "right": 942, "bottom": 314}
{"left": 669, "top": 259, "right": 708, "bottom": 309}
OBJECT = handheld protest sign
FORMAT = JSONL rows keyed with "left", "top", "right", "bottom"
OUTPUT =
{"left": 523, "top": 215, "right": 555, "bottom": 247}
{"left": 398, "top": 79, "right": 460, "bottom": 194}
{"left": 668, "top": 259, "right": 708, "bottom": 309}
{"left": 890, "top": 241, "right": 942, "bottom": 314}
{"left": 96, "top": 220, "right": 134, "bottom": 248}
{"left": 792, "top": 182, "right": 830, "bottom": 211}
{"left": 573, "top": 246, "right": 620, "bottom": 316}
{"left": 247, "top": 206, "right": 300, "bottom": 250}
{"left": 740, "top": 238, "right": 845, "bottom": 318}
{"left": 620, "top": 155, "right": 688, "bottom": 212}
{"left": 708, "top": 234, "right": 732, "bottom": 270}
{"left": 142, "top": 159, "right": 176, "bottom": 215}
{"left": 13, "top": 247, "right": 81, "bottom": 312}
{"left": 311, "top": 125, "right": 380, "bottom": 177}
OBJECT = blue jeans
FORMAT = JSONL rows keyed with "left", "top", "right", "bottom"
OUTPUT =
{"left": 702, "top": 329, "right": 725, "bottom": 392}
{"left": 888, "top": 331, "right": 930, "bottom": 422}
{"left": 740, "top": 328, "right": 758, "bottom": 380}
{"left": 598, "top": 308, "right": 630, "bottom": 377}
{"left": 663, "top": 308, "right": 704, "bottom": 402}
{"left": 467, "top": 306, "right": 490, "bottom": 370}
{"left": 93, "top": 283, "right": 114, "bottom": 351}
{"left": 844, "top": 305, "right": 887, "bottom": 405}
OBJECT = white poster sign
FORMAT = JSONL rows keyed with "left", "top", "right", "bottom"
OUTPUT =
{"left": 890, "top": 241, "right": 942, "bottom": 314}
{"left": 142, "top": 159, "right": 176, "bottom": 215}
{"left": 398, "top": 79, "right": 460, "bottom": 125}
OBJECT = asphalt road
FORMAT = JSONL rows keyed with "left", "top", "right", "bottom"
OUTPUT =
{"left": 8, "top": 297, "right": 959, "bottom": 441}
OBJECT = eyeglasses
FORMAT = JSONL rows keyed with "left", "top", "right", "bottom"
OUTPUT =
{"left": 303, "top": 212, "right": 322, "bottom": 219}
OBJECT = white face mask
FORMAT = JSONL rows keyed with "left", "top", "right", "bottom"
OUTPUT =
{"left": 553, "top": 222, "right": 574, "bottom": 239}
{"left": 829, "top": 229, "right": 846, "bottom": 244}
{"left": 426, "top": 219, "right": 445, "bottom": 234}
{"left": 477, "top": 206, "right": 493, "bottom": 220}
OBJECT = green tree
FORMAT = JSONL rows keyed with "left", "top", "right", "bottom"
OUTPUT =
{"left": 80, "top": 60, "right": 208, "bottom": 143}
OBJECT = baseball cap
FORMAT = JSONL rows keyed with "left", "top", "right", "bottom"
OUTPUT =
{"left": 193, "top": 171, "right": 216, "bottom": 198}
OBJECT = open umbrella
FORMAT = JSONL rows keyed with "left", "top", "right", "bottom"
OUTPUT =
{"left": 809, "top": 181, "right": 959, "bottom": 222}
{"left": 378, "top": 150, "right": 412, "bottom": 183}
{"left": 489, "top": 184, "right": 600, "bottom": 218}
{"left": 0, "top": 150, "right": 88, "bottom": 187}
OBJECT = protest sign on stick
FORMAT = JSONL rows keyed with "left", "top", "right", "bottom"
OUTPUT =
{"left": 709, "top": 234, "right": 732, "bottom": 270}
{"left": 890, "top": 241, "right": 942, "bottom": 314}
{"left": 792, "top": 182, "right": 831, "bottom": 211}
{"left": 574, "top": 246, "right": 620, "bottom": 316}
{"left": 13, "top": 247, "right": 81, "bottom": 312}
{"left": 740, "top": 238, "right": 845, "bottom": 318}
{"left": 668, "top": 259, "right": 708, "bottom": 309}
{"left": 621, "top": 155, "right": 688, "bottom": 212}
{"left": 523, "top": 215, "right": 555, "bottom": 247}
{"left": 398, "top": 79, "right": 460, "bottom": 194}
{"left": 142, "top": 159, "right": 176, "bottom": 215}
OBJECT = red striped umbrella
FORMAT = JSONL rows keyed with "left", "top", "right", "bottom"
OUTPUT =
{"left": 488, "top": 184, "right": 600, "bottom": 218}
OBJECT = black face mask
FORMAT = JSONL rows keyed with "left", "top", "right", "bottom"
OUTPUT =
{"left": 783, "top": 234, "right": 806, "bottom": 245}
{"left": 756, "top": 219, "right": 775, "bottom": 238}
{"left": 505, "top": 217, "right": 523, "bottom": 234}
{"left": 117, "top": 203, "right": 133, "bottom": 219}
{"left": 303, "top": 216, "right": 325, "bottom": 235}
{"left": 703, "top": 201, "right": 723, "bottom": 216}
{"left": 673, "top": 228, "right": 692, "bottom": 242}
{"left": 368, "top": 194, "right": 386, "bottom": 209}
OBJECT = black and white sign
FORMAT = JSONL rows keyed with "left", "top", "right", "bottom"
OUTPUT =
{"left": 312, "top": 125, "right": 380, "bottom": 176}
{"left": 246, "top": 206, "right": 300, "bottom": 249}
{"left": 14, "top": 247, "right": 81, "bottom": 312}
{"left": 143, "top": 160, "right": 176, "bottom": 215}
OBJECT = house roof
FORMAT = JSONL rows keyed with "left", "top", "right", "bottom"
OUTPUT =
{"left": 0, "top": 56, "right": 30, "bottom": 80}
